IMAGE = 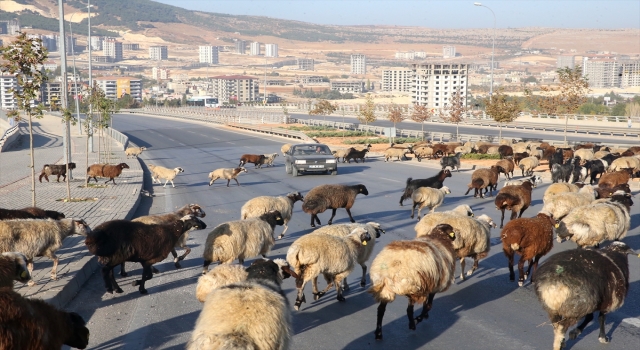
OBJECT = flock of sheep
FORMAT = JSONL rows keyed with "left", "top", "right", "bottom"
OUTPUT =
{"left": 1, "top": 138, "right": 638, "bottom": 350}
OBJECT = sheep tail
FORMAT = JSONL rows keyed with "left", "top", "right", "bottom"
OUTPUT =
{"left": 301, "top": 198, "right": 322, "bottom": 213}
{"left": 510, "top": 243, "right": 520, "bottom": 251}
{"left": 518, "top": 163, "right": 525, "bottom": 171}
{"left": 368, "top": 280, "right": 395, "bottom": 303}
{"left": 406, "top": 177, "right": 413, "bottom": 187}
{"left": 219, "top": 333, "right": 257, "bottom": 349}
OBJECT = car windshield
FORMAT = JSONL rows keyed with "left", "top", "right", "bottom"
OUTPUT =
{"left": 292, "top": 145, "right": 331, "bottom": 155}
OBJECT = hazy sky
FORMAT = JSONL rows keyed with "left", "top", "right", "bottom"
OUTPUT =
{"left": 154, "top": 0, "right": 640, "bottom": 29}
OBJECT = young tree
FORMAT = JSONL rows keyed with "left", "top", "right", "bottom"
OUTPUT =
{"left": 410, "top": 104, "right": 434, "bottom": 141}
{"left": 357, "top": 93, "right": 376, "bottom": 125}
{"left": 309, "top": 99, "right": 337, "bottom": 122}
{"left": 484, "top": 90, "right": 520, "bottom": 143}
{"left": 527, "top": 66, "right": 590, "bottom": 144}
{"left": 1, "top": 33, "right": 48, "bottom": 206}
{"left": 442, "top": 87, "right": 467, "bottom": 140}
{"left": 387, "top": 103, "right": 406, "bottom": 143}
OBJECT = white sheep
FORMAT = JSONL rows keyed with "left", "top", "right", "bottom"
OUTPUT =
{"left": 518, "top": 156, "right": 540, "bottom": 177}
{"left": 454, "top": 145, "right": 472, "bottom": 155}
{"left": 332, "top": 148, "right": 351, "bottom": 162}
{"left": 512, "top": 142, "right": 531, "bottom": 153}
{"left": 208, "top": 167, "right": 247, "bottom": 187}
{"left": 281, "top": 143, "right": 292, "bottom": 156}
{"left": 609, "top": 156, "right": 640, "bottom": 173}
{"left": 125, "top": 146, "right": 146, "bottom": 158}
{"left": 574, "top": 149, "right": 594, "bottom": 162}
{"left": 286, "top": 227, "right": 371, "bottom": 310}
{"left": 240, "top": 191, "right": 304, "bottom": 239}
{"left": 195, "top": 258, "right": 295, "bottom": 303}
{"left": 201, "top": 211, "right": 284, "bottom": 273}
{"left": 504, "top": 175, "right": 542, "bottom": 188}
{"left": 487, "top": 146, "right": 500, "bottom": 155}
{"left": 0, "top": 219, "right": 91, "bottom": 286}
{"left": 594, "top": 150, "right": 610, "bottom": 159}
{"left": 415, "top": 213, "right": 496, "bottom": 280}
{"left": 369, "top": 223, "right": 457, "bottom": 340}
{"left": 541, "top": 185, "right": 597, "bottom": 220}
{"left": 188, "top": 259, "right": 293, "bottom": 350}
{"left": 556, "top": 195, "right": 632, "bottom": 248}
{"left": 410, "top": 186, "right": 451, "bottom": 220}
{"left": 542, "top": 182, "right": 583, "bottom": 203}
{"left": 149, "top": 165, "right": 185, "bottom": 188}
{"left": 261, "top": 153, "right": 279, "bottom": 167}
{"left": 312, "top": 222, "right": 385, "bottom": 288}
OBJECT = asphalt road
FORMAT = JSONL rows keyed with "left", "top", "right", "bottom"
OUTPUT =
{"left": 291, "top": 113, "right": 634, "bottom": 145}
{"left": 65, "top": 113, "right": 640, "bottom": 350}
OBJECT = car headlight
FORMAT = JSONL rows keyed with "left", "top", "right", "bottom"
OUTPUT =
{"left": 326, "top": 159, "right": 336, "bottom": 163}
{"left": 295, "top": 160, "right": 307, "bottom": 164}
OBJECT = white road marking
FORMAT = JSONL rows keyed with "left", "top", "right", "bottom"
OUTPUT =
{"left": 622, "top": 318, "right": 640, "bottom": 328}
{"left": 228, "top": 142, "right": 235, "bottom": 144}
{"left": 379, "top": 177, "right": 401, "bottom": 183}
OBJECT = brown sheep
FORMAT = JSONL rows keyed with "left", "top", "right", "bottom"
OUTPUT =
{"left": 0, "top": 252, "right": 31, "bottom": 288}
{"left": 38, "top": 162, "right": 76, "bottom": 183}
{"left": 345, "top": 148, "right": 369, "bottom": 163}
{"left": 465, "top": 165, "right": 502, "bottom": 198}
{"left": 494, "top": 181, "right": 534, "bottom": 229}
{"left": 573, "top": 143, "right": 594, "bottom": 150}
{"left": 598, "top": 169, "right": 632, "bottom": 189}
{"left": 595, "top": 184, "right": 631, "bottom": 199}
{"left": 445, "top": 142, "right": 461, "bottom": 156}
{"left": 430, "top": 143, "right": 448, "bottom": 158}
{"left": 239, "top": 154, "right": 266, "bottom": 168}
{"left": 0, "top": 289, "right": 90, "bottom": 349}
{"left": 496, "top": 158, "right": 515, "bottom": 180}
{"left": 625, "top": 146, "right": 640, "bottom": 155}
{"left": 87, "top": 163, "right": 130, "bottom": 185}
{"left": 302, "top": 184, "right": 368, "bottom": 227}
{"left": 562, "top": 149, "right": 574, "bottom": 163}
{"left": 501, "top": 211, "right": 556, "bottom": 286}
{"left": 542, "top": 146, "right": 556, "bottom": 162}
{"left": 513, "top": 152, "right": 529, "bottom": 165}
{"left": 0, "top": 207, "right": 65, "bottom": 221}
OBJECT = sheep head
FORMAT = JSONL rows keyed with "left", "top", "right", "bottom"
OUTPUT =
{"left": 350, "top": 227, "right": 371, "bottom": 246}
{"left": 63, "top": 312, "right": 90, "bottom": 349}
{"left": 476, "top": 214, "right": 497, "bottom": 229}
{"left": 432, "top": 223, "right": 457, "bottom": 240}
{"left": 72, "top": 219, "right": 91, "bottom": 236}
{"left": 356, "top": 184, "right": 369, "bottom": 196}
{"left": 68, "top": 162, "right": 77, "bottom": 170}
{"left": 180, "top": 215, "right": 207, "bottom": 232}
{"left": 117, "top": 163, "right": 130, "bottom": 170}
{"left": 271, "top": 258, "right": 299, "bottom": 281}
{"left": 174, "top": 167, "right": 185, "bottom": 174}
{"left": 365, "top": 222, "right": 385, "bottom": 238}
{"left": 188, "top": 204, "right": 206, "bottom": 218}
{"left": 1, "top": 252, "right": 31, "bottom": 284}
{"left": 605, "top": 241, "right": 639, "bottom": 257}
{"left": 287, "top": 191, "right": 304, "bottom": 202}
{"left": 440, "top": 186, "right": 451, "bottom": 195}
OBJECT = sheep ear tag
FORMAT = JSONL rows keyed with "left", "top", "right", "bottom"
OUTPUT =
{"left": 554, "top": 224, "right": 560, "bottom": 228}
{"left": 361, "top": 240, "right": 367, "bottom": 246}
{"left": 449, "top": 232, "right": 456, "bottom": 238}
{"left": 21, "top": 271, "right": 28, "bottom": 279}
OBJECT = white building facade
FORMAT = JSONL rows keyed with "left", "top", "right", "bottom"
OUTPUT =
{"left": 199, "top": 45, "right": 219, "bottom": 64}
{"left": 443, "top": 46, "right": 456, "bottom": 58}
{"left": 556, "top": 55, "right": 575, "bottom": 69}
{"left": 265, "top": 44, "right": 279, "bottom": 58}
{"left": 351, "top": 54, "right": 366, "bottom": 74}
{"left": 210, "top": 75, "right": 259, "bottom": 103}
{"left": 103, "top": 39, "right": 123, "bottom": 62}
{"left": 149, "top": 46, "right": 168, "bottom": 61}
{"left": 411, "top": 63, "right": 469, "bottom": 109}
{"left": 382, "top": 68, "right": 413, "bottom": 92}
{"left": 250, "top": 42, "right": 261, "bottom": 56}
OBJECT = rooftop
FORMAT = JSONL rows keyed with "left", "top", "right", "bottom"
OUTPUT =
{"left": 211, "top": 75, "right": 257, "bottom": 80}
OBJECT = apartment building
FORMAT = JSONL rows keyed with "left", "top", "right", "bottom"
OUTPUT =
{"left": 210, "top": 75, "right": 259, "bottom": 103}
{"left": 582, "top": 56, "right": 618, "bottom": 88}
{"left": 265, "top": 44, "right": 279, "bottom": 58}
{"left": 297, "top": 58, "right": 314, "bottom": 71}
{"left": 123, "top": 43, "right": 139, "bottom": 50}
{"left": 90, "top": 36, "right": 102, "bottom": 51}
{"left": 250, "top": 42, "right": 261, "bottom": 56}
{"left": 350, "top": 54, "right": 366, "bottom": 74}
{"left": 411, "top": 63, "right": 469, "bottom": 109}
{"left": 557, "top": 55, "right": 575, "bottom": 69}
{"left": 95, "top": 76, "right": 142, "bottom": 101}
{"left": 149, "top": 46, "right": 168, "bottom": 61}
{"left": 443, "top": 46, "right": 456, "bottom": 58}
{"left": 103, "top": 39, "right": 123, "bottom": 62}
{"left": 0, "top": 75, "right": 19, "bottom": 110}
{"left": 618, "top": 59, "right": 640, "bottom": 88}
{"left": 330, "top": 80, "right": 365, "bottom": 93}
{"left": 152, "top": 67, "right": 169, "bottom": 80}
{"left": 41, "top": 82, "right": 62, "bottom": 108}
{"left": 381, "top": 68, "right": 413, "bottom": 92}
{"left": 199, "top": 45, "right": 219, "bottom": 64}
{"left": 395, "top": 51, "right": 427, "bottom": 60}
{"left": 300, "top": 76, "right": 326, "bottom": 85}
{"left": 235, "top": 40, "right": 246, "bottom": 54}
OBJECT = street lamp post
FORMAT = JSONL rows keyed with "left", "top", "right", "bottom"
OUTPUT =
{"left": 474, "top": 2, "right": 496, "bottom": 100}
{"left": 68, "top": 12, "right": 81, "bottom": 135}
{"left": 87, "top": 0, "right": 94, "bottom": 152}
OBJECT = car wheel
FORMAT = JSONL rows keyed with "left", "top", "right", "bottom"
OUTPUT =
{"left": 292, "top": 166, "right": 299, "bottom": 177}
{"left": 331, "top": 169, "right": 338, "bottom": 176}
{"left": 285, "top": 162, "right": 292, "bottom": 174}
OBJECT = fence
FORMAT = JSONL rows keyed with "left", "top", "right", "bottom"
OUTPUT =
{"left": 0, "top": 124, "right": 20, "bottom": 152}
{"left": 108, "top": 128, "right": 129, "bottom": 151}
{"left": 137, "top": 107, "right": 290, "bottom": 124}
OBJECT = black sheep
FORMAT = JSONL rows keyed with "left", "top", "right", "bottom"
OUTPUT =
{"left": 585, "top": 159, "right": 608, "bottom": 185}
{"left": 399, "top": 169, "right": 452, "bottom": 206}
{"left": 599, "top": 153, "right": 620, "bottom": 166}
{"left": 533, "top": 242, "right": 637, "bottom": 350}
{"left": 551, "top": 158, "right": 575, "bottom": 183}
{"left": 549, "top": 148, "right": 564, "bottom": 171}
{"left": 38, "top": 162, "right": 76, "bottom": 183}
{"left": 498, "top": 145, "right": 513, "bottom": 159}
{"left": 85, "top": 214, "right": 207, "bottom": 294}
{"left": 344, "top": 148, "right": 369, "bottom": 163}
{"left": 439, "top": 152, "right": 462, "bottom": 172}
{"left": 302, "top": 184, "right": 368, "bottom": 227}
{"left": 0, "top": 207, "right": 65, "bottom": 220}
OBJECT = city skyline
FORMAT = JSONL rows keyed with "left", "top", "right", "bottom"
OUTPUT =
{"left": 154, "top": 0, "right": 640, "bottom": 29}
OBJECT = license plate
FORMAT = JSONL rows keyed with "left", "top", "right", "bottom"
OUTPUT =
{"left": 309, "top": 165, "right": 324, "bottom": 168}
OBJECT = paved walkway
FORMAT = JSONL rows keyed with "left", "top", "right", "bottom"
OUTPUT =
{"left": 0, "top": 114, "right": 143, "bottom": 308}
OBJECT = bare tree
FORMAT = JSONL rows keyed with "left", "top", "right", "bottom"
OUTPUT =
{"left": 484, "top": 90, "right": 520, "bottom": 142}
{"left": 442, "top": 87, "right": 467, "bottom": 140}
{"left": 1, "top": 33, "right": 48, "bottom": 206}
{"left": 309, "top": 99, "right": 337, "bottom": 123}
{"left": 526, "top": 66, "right": 589, "bottom": 144}
{"left": 357, "top": 93, "right": 376, "bottom": 125}
{"left": 387, "top": 103, "right": 406, "bottom": 143}
{"left": 410, "top": 104, "right": 434, "bottom": 141}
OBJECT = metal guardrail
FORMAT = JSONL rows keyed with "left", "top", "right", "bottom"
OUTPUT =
{"left": 126, "top": 108, "right": 314, "bottom": 142}
{"left": 108, "top": 128, "right": 129, "bottom": 151}
{"left": 132, "top": 107, "right": 290, "bottom": 125}
{"left": 0, "top": 124, "right": 20, "bottom": 152}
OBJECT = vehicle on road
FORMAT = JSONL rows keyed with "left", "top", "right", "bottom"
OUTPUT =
{"left": 284, "top": 143, "right": 337, "bottom": 176}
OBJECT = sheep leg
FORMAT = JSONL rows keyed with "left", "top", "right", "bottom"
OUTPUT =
{"left": 27, "top": 260, "right": 35, "bottom": 286}
{"left": 131, "top": 263, "right": 152, "bottom": 294}
{"left": 294, "top": 280, "right": 308, "bottom": 311}
{"left": 234, "top": 178, "right": 240, "bottom": 186}
{"left": 327, "top": 208, "right": 338, "bottom": 225}
{"left": 359, "top": 263, "right": 367, "bottom": 287}
{"left": 410, "top": 202, "right": 418, "bottom": 219}
{"left": 415, "top": 293, "right": 435, "bottom": 324}
{"left": 171, "top": 249, "right": 181, "bottom": 268}
{"left": 375, "top": 302, "right": 388, "bottom": 340}
{"left": 310, "top": 214, "right": 317, "bottom": 228}
{"left": 315, "top": 277, "right": 334, "bottom": 300}
{"left": 499, "top": 209, "right": 506, "bottom": 229}
{"left": 334, "top": 275, "right": 346, "bottom": 302}
{"left": 505, "top": 250, "right": 515, "bottom": 282}
{"left": 278, "top": 222, "right": 288, "bottom": 240}
{"left": 524, "top": 258, "right": 535, "bottom": 281}
{"left": 48, "top": 253, "right": 59, "bottom": 280}
{"left": 202, "top": 260, "right": 212, "bottom": 275}
{"left": 176, "top": 247, "right": 191, "bottom": 263}
{"left": 529, "top": 255, "right": 543, "bottom": 283}
{"left": 163, "top": 179, "right": 169, "bottom": 188}
{"left": 517, "top": 256, "right": 527, "bottom": 287}
{"left": 345, "top": 208, "right": 356, "bottom": 223}
{"left": 569, "top": 313, "right": 594, "bottom": 340}
{"left": 459, "top": 257, "right": 466, "bottom": 281}
{"left": 407, "top": 301, "right": 417, "bottom": 330}
{"left": 170, "top": 180, "right": 175, "bottom": 188}
{"left": 102, "top": 265, "right": 122, "bottom": 294}
{"left": 597, "top": 312, "right": 609, "bottom": 343}
{"left": 120, "top": 263, "right": 128, "bottom": 277}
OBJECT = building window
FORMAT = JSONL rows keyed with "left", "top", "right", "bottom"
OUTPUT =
{"left": 435, "top": 103, "right": 439, "bottom": 106}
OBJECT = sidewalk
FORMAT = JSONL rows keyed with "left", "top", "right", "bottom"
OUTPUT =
{"left": 0, "top": 114, "right": 144, "bottom": 308}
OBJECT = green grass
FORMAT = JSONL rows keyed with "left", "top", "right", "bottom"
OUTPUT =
{"left": 343, "top": 137, "right": 421, "bottom": 145}
{"left": 461, "top": 153, "right": 501, "bottom": 160}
